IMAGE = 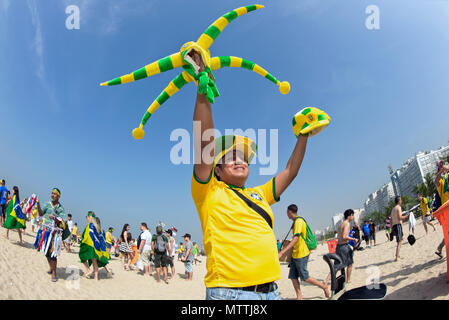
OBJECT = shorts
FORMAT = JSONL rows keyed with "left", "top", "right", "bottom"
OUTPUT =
{"left": 288, "top": 255, "right": 310, "bottom": 281}
{"left": 392, "top": 224, "right": 403, "bottom": 243}
{"left": 335, "top": 243, "right": 354, "bottom": 267}
{"left": 166, "top": 256, "right": 174, "bottom": 268}
{"left": 423, "top": 214, "right": 432, "bottom": 223}
{"left": 140, "top": 250, "right": 152, "bottom": 266}
{"left": 153, "top": 252, "right": 168, "bottom": 268}
{"left": 369, "top": 233, "right": 375, "bottom": 241}
{"left": 1, "top": 204, "right": 6, "bottom": 220}
{"left": 185, "top": 260, "right": 193, "bottom": 273}
{"left": 385, "top": 228, "right": 391, "bottom": 234}
{"left": 364, "top": 235, "right": 370, "bottom": 242}
{"left": 64, "top": 234, "right": 72, "bottom": 244}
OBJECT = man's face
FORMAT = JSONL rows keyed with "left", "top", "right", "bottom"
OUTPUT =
{"left": 51, "top": 191, "right": 60, "bottom": 202}
{"left": 215, "top": 150, "right": 249, "bottom": 186}
{"left": 68, "top": 216, "right": 72, "bottom": 221}
{"left": 184, "top": 237, "right": 189, "bottom": 242}
{"left": 286, "top": 210, "right": 296, "bottom": 220}
{"left": 349, "top": 215, "right": 354, "bottom": 222}
{"left": 418, "top": 195, "right": 422, "bottom": 201}
{"left": 398, "top": 198, "right": 402, "bottom": 206}
{"left": 140, "top": 225, "right": 144, "bottom": 231}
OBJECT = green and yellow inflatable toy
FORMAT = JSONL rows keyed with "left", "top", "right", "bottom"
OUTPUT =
{"left": 292, "top": 107, "right": 331, "bottom": 137}
{"left": 100, "top": 4, "right": 290, "bottom": 140}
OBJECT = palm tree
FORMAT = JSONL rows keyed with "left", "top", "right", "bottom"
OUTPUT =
{"left": 413, "top": 173, "right": 436, "bottom": 198}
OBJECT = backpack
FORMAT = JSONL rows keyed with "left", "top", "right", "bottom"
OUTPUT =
{"left": 295, "top": 217, "right": 317, "bottom": 251}
{"left": 155, "top": 234, "right": 166, "bottom": 253}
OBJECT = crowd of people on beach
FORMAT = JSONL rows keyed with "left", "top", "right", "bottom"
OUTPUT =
{"left": 0, "top": 179, "right": 202, "bottom": 283}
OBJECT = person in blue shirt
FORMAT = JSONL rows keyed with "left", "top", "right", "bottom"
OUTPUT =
{"left": 362, "top": 221, "right": 370, "bottom": 247}
{"left": 0, "top": 180, "right": 9, "bottom": 226}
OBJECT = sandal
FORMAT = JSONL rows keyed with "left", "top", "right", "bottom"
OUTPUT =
{"left": 51, "top": 276, "right": 58, "bottom": 282}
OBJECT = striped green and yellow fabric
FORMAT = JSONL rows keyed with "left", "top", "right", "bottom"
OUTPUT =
{"left": 197, "top": 5, "right": 264, "bottom": 49}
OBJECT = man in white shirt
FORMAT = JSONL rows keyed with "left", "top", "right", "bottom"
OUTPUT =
{"left": 138, "top": 222, "right": 152, "bottom": 276}
{"left": 64, "top": 214, "right": 74, "bottom": 253}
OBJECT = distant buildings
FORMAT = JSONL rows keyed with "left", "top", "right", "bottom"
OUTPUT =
{"left": 390, "top": 145, "right": 449, "bottom": 198}
{"left": 315, "top": 145, "right": 449, "bottom": 236}
{"left": 364, "top": 144, "right": 449, "bottom": 215}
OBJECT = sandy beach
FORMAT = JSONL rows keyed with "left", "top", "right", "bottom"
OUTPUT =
{"left": 0, "top": 218, "right": 448, "bottom": 300}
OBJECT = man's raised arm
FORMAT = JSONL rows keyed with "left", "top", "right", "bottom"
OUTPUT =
{"left": 192, "top": 51, "right": 215, "bottom": 182}
{"left": 274, "top": 136, "right": 308, "bottom": 199}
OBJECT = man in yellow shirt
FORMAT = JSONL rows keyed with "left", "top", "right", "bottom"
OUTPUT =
{"left": 434, "top": 161, "right": 449, "bottom": 258}
{"left": 418, "top": 194, "right": 436, "bottom": 234}
{"left": 278, "top": 204, "right": 330, "bottom": 300}
{"left": 190, "top": 51, "right": 327, "bottom": 300}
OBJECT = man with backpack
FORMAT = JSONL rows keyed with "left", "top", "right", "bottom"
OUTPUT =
{"left": 151, "top": 225, "right": 170, "bottom": 284}
{"left": 278, "top": 204, "right": 330, "bottom": 300}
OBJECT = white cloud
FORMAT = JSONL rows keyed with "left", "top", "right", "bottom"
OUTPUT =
{"left": 27, "top": 0, "right": 58, "bottom": 109}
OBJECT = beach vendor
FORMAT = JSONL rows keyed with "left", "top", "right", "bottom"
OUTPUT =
{"left": 189, "top": 51, "right": 329, "bottom": 300}
{"left": 79, "top": 211, "right": 110, "bottom": 280}
{"left": 36, "top": 188, "right": 67, "bottom": 282}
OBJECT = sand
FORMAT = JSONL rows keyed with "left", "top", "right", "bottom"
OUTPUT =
{"left": 0, "top": 219, "right": 448, "bottom": 300}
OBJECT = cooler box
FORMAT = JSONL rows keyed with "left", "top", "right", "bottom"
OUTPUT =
{"left": 327, "top": 239, "right": 338, "bottom": 254}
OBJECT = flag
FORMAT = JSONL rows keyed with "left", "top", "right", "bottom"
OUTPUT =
{"left": 3, "top": 195, "right": 26, "bottom": 229}
{"left": 79, "top": 222, "right": 110, "bottom": 267}
{"left": 171, "top": 226, "right": 178, "bottom": 236}
{"left": 26, "top": 194, "right": 38, "bottom": 215}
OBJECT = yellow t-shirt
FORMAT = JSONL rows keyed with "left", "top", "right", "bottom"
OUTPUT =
{"left": 72, "top": 225, "right": 78, "bottom": 236}
{"left": 179, "top": 245, "right": 184, "bottom": 253}
{"left": 437, "top": 174, "right": 449, "bottom": 206}
{"left": 105, "top": 231, "right": 113, "bottom": 244}
{"left": 191, "top": 170, "right": 280, "bottom": 288}
{"left": 292, "top": 217, "right": 310, "bottom": 259}
{"left": 420, "top": 198, "right": 429, "bottom": 216}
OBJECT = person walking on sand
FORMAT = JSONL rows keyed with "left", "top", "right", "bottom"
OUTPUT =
{"left": 181, "top": 233, "right": 194, "bottom": 281}
{"left": 278, "top": 204, "right": 330, "bottom": 300}
{"left": 361, "top": 221, "right": 370, "bottom": 248}
{"left": 188, "top": 50, "right": 329, "bottom": 300}
{"left": 368, "top": 219, "right": 376, "bottom": 246}
{"left": 384, "top": 216, "right": 392, "bottom": 241}
{"left": 4, "top": 186, "right": 26, "bottom": 245}
{"left": 391, "top": 196, "right": 410, "bottom": 262}
{"left": 418, "top": 194, "right": 436, "bottom": 235}
{"left": 151, "top": 225, "right": 170, "bottom": 283}
{"left": 119, "top": 224, "right": 133, "bottom": 271}
{"left": 0, "top": 180, "right": 9, "bottom": 226}
{"left": 138, "top": 223, "right": 152, "bottom": 277}
{"left": 105, "top": 227, "right": 115, "bottom": 254}
{"left": 36, "top": 188, "right": 67, "bottom": 282}
{"left": 434, "top": 161, "right": 449, "bottom": 258}
{"left": 165, "top": 229, "right": 176, "bottom": 279}
{"left": 178, "top": 242, "right": 184, "bottom": 261}
{"left": 64, "top": 214, "right": 74, "bottom": 253}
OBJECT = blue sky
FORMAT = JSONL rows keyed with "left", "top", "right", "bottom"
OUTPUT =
{"left": 1, "top": 0, "right": 449, "bottom": 245}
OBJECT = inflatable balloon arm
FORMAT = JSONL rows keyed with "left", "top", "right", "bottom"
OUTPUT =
{"left": 101, "top": 4, "right": 291, "bottom": 140}
{"left": 210, "top": 56, "right": 290, "bottom": 94}
{"left": 132, "top": 71, "right": 194, "bottom": 140}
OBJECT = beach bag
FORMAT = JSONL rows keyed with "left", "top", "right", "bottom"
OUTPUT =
{"left": 297, "top": 217, "right": 317, "bottom": 251}
{"left": 155, "top": 235, "right": 166, "bottom": 253}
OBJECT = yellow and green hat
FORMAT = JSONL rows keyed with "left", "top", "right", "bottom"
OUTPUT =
{"left": 213, "top": 135, "right": 257, "bottom": 166}
{"left": 292, "top": 107, "right": 330, "bottom": 137}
